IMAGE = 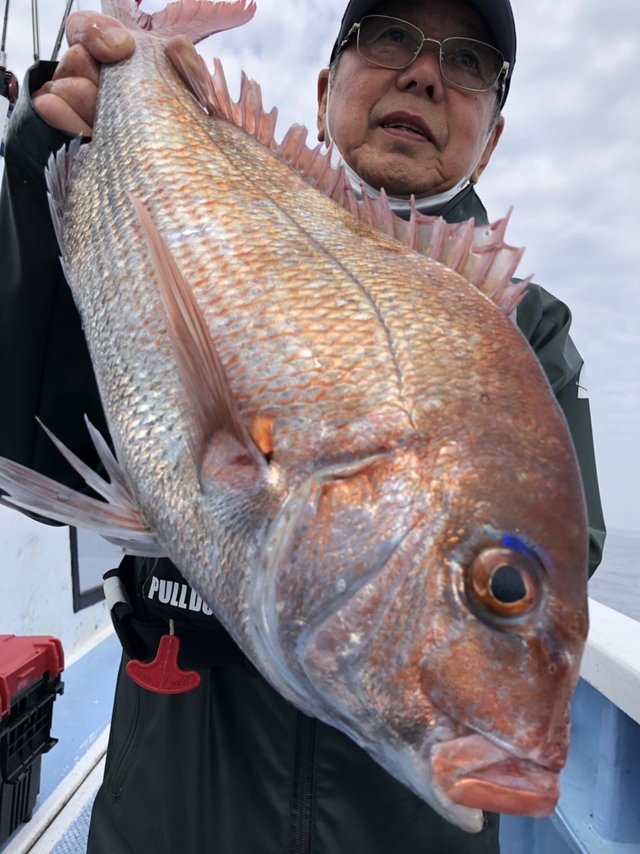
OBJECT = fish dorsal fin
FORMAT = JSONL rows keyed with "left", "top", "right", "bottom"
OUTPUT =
{"left": 129, "top": 195, "right": 267, "bottom": 489}
{"left": 167, "top": 40, "right": 355, "bottom": 206}
{"left": 101, "top": 0, "right": 256, "bottom": 43}
{"left": 166, "top": 37, "right": 528, "bottom": 315}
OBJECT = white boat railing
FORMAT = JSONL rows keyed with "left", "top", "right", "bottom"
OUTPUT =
{"left": 501, "top": 597, "right": 640, "bottom": 854}
{"left": 580, "top": 599, "right": 640, "bottom": 725}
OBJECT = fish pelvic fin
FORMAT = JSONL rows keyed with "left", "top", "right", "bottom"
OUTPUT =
{"left": 101, "top": 0, "right": 256, "bottom": 44}
{"left": 0, "top": 419, "right": 163, "bottom": 556}
{"left": 165, "top": 38, "right": 528, "bottom": 316}
{"left": 129, "top": 195, "right": 268, "bottom": 491}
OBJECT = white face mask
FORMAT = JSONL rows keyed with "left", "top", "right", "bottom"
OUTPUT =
{"left": 323, "top": 75, "right": 493, "bottom": 216}
{"left": 328, "top": 143, "right": 473, "bottom": 215}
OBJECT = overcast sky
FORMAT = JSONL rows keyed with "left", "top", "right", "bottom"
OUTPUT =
{"left": 1, "top": 0, "right": 638, "bottom": 533}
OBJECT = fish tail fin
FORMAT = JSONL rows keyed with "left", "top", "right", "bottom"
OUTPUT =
{"left": 0, "top": 420, "right": 163, "bottom": 557}
{"left": 101, "top": 0, "right": 256, "bottom": 44}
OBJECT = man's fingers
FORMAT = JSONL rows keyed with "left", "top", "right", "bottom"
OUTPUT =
{"left": 65, "top": 10, "right": 135, "bottom": 64}
{"left": 37, "top": 77, "right": 98, "bottom": 129}
{"left": 31, "top": 92, "right": 93, "bottom": 136}
{"left": 29, "top": 11, "right": 134, "bottom": 134}
{"left": 52, "top": 43, "right": 101, "bottom": 88}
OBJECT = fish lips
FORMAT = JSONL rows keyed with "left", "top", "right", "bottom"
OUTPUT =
{"left": 430, "top": 733, "right": 560, "bottom": 817}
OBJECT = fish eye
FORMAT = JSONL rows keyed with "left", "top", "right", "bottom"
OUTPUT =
{"left": 490, "top": 564, "right": 527, "bottom": 603}
{"left": 467, "top": 547, "right": 541, "bottom": 620}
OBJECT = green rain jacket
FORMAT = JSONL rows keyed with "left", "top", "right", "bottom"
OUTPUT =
{"left": 0, "top": 63, "right": 605, "bottom": 854}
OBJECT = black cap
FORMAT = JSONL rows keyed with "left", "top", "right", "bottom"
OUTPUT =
{"left": 329, "top": 0, "right": 516, "bottom": 105}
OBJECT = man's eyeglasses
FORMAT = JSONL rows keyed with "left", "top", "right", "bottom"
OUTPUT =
{"left": 337, "top": 15, "right": 509, "bottom": 93}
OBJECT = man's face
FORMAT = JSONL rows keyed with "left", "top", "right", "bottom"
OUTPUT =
{"left": 317, "top": 0, "right": 505, "bottom": 198}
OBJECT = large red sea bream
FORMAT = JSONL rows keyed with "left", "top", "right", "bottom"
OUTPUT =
{"left": 0, "top": 0, "right": 589, "bottom": 832}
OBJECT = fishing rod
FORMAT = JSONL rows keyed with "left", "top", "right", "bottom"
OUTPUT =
{"left": 31, "top": 0, "right": 39, "bottom": 62}
{"left": 51, "top": 0, "right": 75, "bottom": 62}
{"left": 2, "top": 0, "right": 76, "bottom": 157}
{"left": 0, "top": 0, "right": 18, "bottom": 113}
{"left": 0, "top": 0, "right": 9, "bottom": 69}
{"left": 0, "top": 0, "right": 18, "bottom": 157}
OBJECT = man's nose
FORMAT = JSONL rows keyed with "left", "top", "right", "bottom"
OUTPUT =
{"left": 395, "top": 41, "right": 445, "bottom": 100}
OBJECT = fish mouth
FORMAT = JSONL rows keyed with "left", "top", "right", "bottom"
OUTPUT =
{"left": 431, "top": 733, "right": 560, "bottom": 817}
{"left": 379, "top": 111, "right": 436, "bottom": 145}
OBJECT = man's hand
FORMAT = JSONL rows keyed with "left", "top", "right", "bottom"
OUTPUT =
{"left": 32, "top": 11, "right": 135, "bottom": 136}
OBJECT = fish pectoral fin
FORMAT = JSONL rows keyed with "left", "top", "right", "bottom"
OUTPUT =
{"left": 129, "top": 195, "right": 267, "bottom": 488}
{"left": 0, "top": 422, "right": 162, "bottom": 557}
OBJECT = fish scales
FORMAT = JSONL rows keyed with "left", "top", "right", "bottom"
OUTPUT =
{"left": 66, "top": 38, "right": 520, "bottom": 434}
{"left": 62, "top": 34, "right": 444, "bottom": 627}
{"left": 65, "top": 40, "right": 519, "bottom": 554}
{"left": 0, "top": 0, "right": 589, "bottom": 833}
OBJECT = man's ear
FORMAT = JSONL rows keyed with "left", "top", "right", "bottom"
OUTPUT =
{"left": 317, "top": 68, "right": 330, "bottom": 143}
{"left": 471, "top": 115, "right": 505, "bottom": 183}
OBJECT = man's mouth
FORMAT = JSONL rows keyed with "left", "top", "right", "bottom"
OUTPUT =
{"left": 380, "top": 112, "right": 434, "bottom": 144}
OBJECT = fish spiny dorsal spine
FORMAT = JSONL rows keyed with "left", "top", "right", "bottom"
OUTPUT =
{"left": 165, "top": 34, "right": 529, "bottom": 315}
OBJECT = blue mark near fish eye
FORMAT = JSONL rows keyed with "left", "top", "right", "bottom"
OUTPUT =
{"left": 501, "top": 533, "right": 537, "bottom": 558}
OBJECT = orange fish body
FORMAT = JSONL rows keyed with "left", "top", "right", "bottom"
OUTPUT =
{"left": 0, "top": 0, "right": 588, "bottom": 832}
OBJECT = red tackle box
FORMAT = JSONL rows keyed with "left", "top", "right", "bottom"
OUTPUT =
{"left": 0, "top": 634, "right": 64, "bottom": 844}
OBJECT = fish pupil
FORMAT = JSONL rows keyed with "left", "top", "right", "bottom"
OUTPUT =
{"left": 490, "top": 565, "right": 527, "bottom": 603}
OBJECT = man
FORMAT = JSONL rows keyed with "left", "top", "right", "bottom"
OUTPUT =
{"left": 0, "top": 0, "right": 605, "bottom": 852}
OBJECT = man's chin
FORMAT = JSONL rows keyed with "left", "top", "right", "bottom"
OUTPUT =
{"left": 352, "top": 150, "right": 451, "bottom": 200}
